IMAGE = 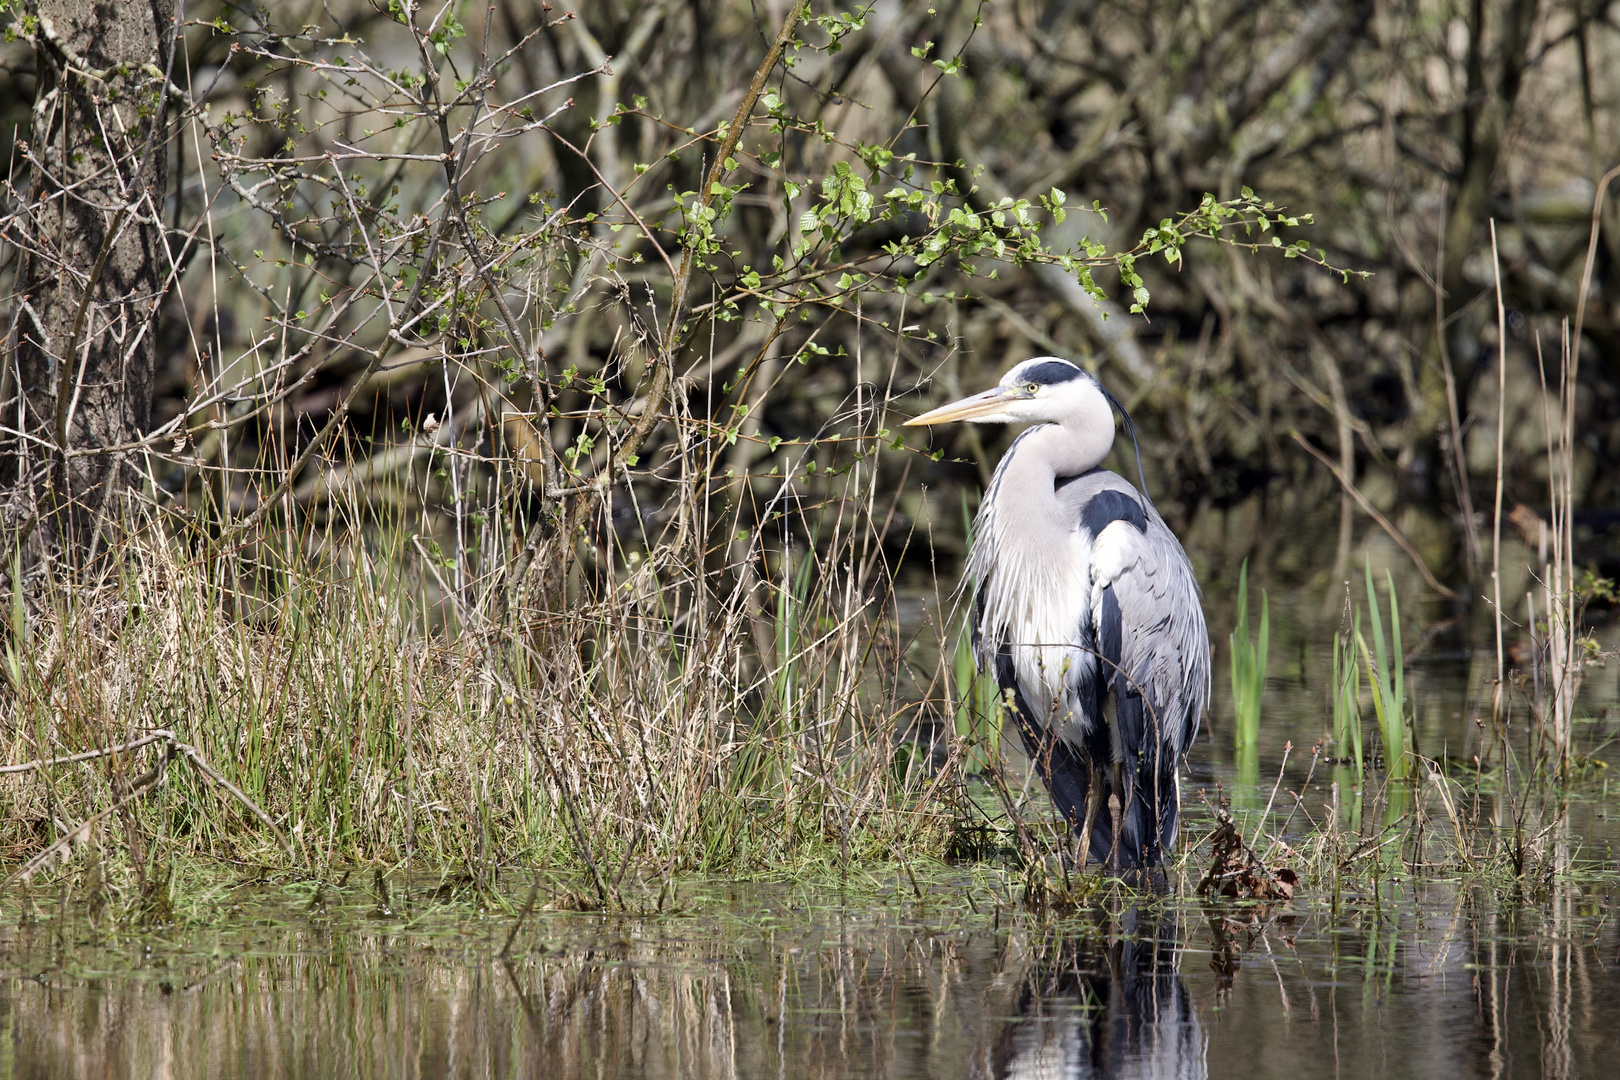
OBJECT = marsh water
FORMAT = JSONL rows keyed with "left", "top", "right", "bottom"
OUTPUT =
{"left": 0, "top": 861, "right": 1615, "bottom": 1079}
{"left": 3, "top": 534, "right": 1620, "bottom": 1079}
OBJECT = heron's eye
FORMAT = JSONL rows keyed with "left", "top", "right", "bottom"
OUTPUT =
{"left": 1024, "top": 382, "right": 1039, "bottom": 394}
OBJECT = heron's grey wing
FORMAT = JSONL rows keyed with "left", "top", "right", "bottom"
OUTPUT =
{"left": 1089, "top": 509, "right": 1209, "bottom": 764}
{"left": 1053, "top": 470, "right": 1208, "bottom": 756}
{"left": 1056, "top": 471, "right": 1209, "bottom": 862}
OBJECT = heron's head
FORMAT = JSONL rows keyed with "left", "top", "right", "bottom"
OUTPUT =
{"left": 904, "top": 356, "right": 1114, "bottom": 430}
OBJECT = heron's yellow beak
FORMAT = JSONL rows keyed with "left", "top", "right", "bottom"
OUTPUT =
{"left": 903, "top": 386, "right": 1025, "bottom": 426}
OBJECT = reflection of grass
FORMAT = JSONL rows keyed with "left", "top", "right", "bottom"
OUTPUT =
{"left": 1229, "top": 560, "right": 1268, "bottom": 791}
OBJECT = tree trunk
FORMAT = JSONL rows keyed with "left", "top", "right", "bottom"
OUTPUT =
{"left": 3, "top": 0, "right": 175, "bottom": 569}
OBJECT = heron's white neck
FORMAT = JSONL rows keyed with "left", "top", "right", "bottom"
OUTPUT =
{"left": 967, "top": 420, "right": 1116, "bottom": 608}
{"left": 967, "top": 420, "right": 1116, "bottom": 708}
{"left": 1030, "top": 420, "right": 1114, "bottom": 479}
{"left": 993, "top": 421, "right": 1115, "bottom": 511}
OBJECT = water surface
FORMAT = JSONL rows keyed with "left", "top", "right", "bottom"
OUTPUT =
{"left": 1, "top": 865, "right": 1615, "bottom": 1079}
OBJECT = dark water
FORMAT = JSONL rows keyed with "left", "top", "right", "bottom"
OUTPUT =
{"left": 0, "top": 867, "right": 1615, "bottom": 1079}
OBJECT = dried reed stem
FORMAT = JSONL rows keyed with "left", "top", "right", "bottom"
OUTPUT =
{"left": 1490, "top": 220, "right": 1507, "bottom": 724}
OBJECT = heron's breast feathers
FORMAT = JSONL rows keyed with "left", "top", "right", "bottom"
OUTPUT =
{"left": 972, "top": 525, "right": 1095, "bottom": 725}
{"left": 969, "top": 475, "right": 1210, "bottom": 755}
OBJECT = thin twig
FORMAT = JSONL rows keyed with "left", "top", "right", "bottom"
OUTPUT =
{"left": 1490, "top": 220, "right": 1507, "bottom": 718}
{"left": 1291, "top": 432, "right": 1458, "bottom": 598}
{"left": 1250, "top": 740, "right": 1293, "bottom": 852}
{"left": 0, "top": 730, "right": 171, "bottom": 774}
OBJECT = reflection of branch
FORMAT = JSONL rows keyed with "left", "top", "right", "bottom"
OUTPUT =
{"left": 1292, "top": 432, "right": 1458, "bottom": 599}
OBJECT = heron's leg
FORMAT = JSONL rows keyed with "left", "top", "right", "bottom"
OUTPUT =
{"left": 1107, "top": 761, "right": 1126, "bottom": 872}
{"left": 1076, "top": 762, "right": 1103, "bottom": 871}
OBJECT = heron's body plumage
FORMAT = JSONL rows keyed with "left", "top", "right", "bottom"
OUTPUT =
{"left": 908, "top": 356, "right": 1210, "bottom": 870}
{"left": 972, "top": 460, "right": 1208, "bottom": 866}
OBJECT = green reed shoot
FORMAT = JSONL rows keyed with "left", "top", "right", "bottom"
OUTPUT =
{"left": 768, "top": 542, "right": 818, "bottom": 732}
{"left": 952, "top": 499, "right": 1003, "bottom": 773}
{"left": 1331, "top": 610, "right": 1365, "bottom": 792}
{"left": 952, "top": 619, "right": 1004, "bottom": 775}
{"left": 1356, "top": 564, "right": 1412, "bottom": 780}
{"left": 1230, "top": 560, "right": 1269, "bottom": 787}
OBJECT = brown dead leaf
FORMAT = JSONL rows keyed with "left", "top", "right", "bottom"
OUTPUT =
{"left": 1196, "top": 809, "right": 1300, "bottom": 901}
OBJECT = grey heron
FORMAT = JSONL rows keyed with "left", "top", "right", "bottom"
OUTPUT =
{"left": 907, "top": 357, "right": 1210, "bottom": 870}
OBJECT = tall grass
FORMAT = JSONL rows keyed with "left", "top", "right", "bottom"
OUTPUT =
{"left": 1356, "top": 564, "right": 1412, "bottom": 782}
{"left": 1331, "top": 611, "right": 1365, "bottom": 792}
{"left": 951, "top": 503, "right": 1003, "bottom": 776}
{"left": 952, "top": 620, "right": 1004, "bottom": 777}
{"left": 1531, "top": 320, "right": 1588, "bottom": 779}
{"left": 0, "top": 430, "right": 955, "bottom": 899}
{"left": 1229, "top": 560, "right": 1268, "bottom": 789}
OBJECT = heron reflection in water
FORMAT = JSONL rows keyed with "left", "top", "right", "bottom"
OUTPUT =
{"left": 907, "top": 358, "right": 1210, "bottom": 870}
{"left": 994, "top": 906, "right": 1206, "bottom": 1080}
